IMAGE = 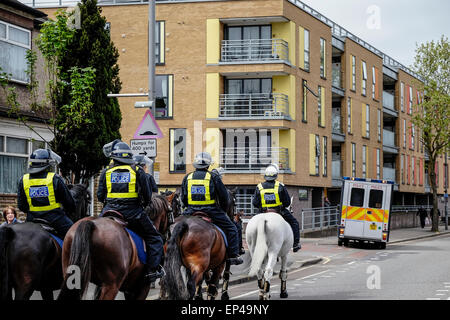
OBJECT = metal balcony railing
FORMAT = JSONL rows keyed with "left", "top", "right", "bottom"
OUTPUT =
{"left": 221, "top": 39, "right": 289, "bottom": 63}
{"left": 332, "top": 114, "right": 344, "bottom": 134}
{"left": 383, "top": 129, "right": 396, "bottom": 147}
{"left": 383, "top": 91, "right": 396, "bottom": 111}
{"left": 332, "top": 68, "right": 343, "bottom": 89}
{"left": 220, "top": 147, "right": 289, "bottom": 172}
{"left": 383, "top": 167, "right": 396, "bottom": 183}
{"left": 219, "top": 93, "right": 289, "bottom": 119}
{"left": 332, "top": 160, "right": 343, "bottom": 180}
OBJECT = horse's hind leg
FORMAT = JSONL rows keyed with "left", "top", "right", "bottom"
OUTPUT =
{"left": 260, "top": 253, "right": 277, "bottom": 300}
{"left": 207, "top": 265, "right": 225, "bottom": 301}
{"left": 40, "top": 289, "right": 54, "bottom": 300}
{"left": 221, "top": 261, "right": 231, "bottom": 300}
{"left": 279, "top": 255, "right": 289, "bottom": 299}
{"left": 97, "top": 284, "right": 120, "bottom": 300}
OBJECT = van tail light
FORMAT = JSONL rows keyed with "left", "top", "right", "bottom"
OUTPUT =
{"left": 382, "top": 233, "right": 387, "bottom": 241}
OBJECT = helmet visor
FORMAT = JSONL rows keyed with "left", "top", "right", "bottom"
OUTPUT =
{"left": 48, "top": 150, "right": 61, "bottom": 165}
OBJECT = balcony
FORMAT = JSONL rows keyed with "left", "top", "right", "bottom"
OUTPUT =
{"left": 383, "top": 167, "right": 396, "bottom": 183}
{"left": 221, "top": 39, "right": 289, "bottom": 64}
{"left": 382, "top": 91, "right": 398, "bottom": 117}
{"left": 331, "top": 68, "right": 345, "bottom": 96}
{"left": 219, "top": 93, "right": 290, "bottom": 120}
{"left": 220, "top": 147, "right": 290, "bottom": 173}
{"left": 383, "top": 129, "right": 399, "bottom": 154}
{"left": 332, "top": 160, "right": 343, "bottom": 187}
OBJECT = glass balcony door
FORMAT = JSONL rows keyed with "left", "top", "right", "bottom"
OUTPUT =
{"left": 225, "top": 25, "right": 272, "bottom": 60}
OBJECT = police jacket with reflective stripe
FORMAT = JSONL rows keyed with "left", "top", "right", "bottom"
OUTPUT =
{"left": 252, "top": 180, "right": 291, "bottom": 212}
{"left": 181, "top": 169, "right": 229, "bottom": 211}
{"left": 17, "top": 171, "right": 76, "bottom": 216}
{"left": 97, "top": 163, "right": 151, "bottom": 217}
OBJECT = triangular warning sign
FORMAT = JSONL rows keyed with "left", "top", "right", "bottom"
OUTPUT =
{"left": 134, "top": 109, "right": 163, "bottom": 139}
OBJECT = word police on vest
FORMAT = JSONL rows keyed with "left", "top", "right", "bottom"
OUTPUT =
{"left": 29, "top": 186, "right": 50, "bottom": 198}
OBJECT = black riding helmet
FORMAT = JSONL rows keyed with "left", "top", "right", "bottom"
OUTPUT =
{"left": 28, "top": 148, "right": 61, "bottom": 174}
{"left": 110, "top": 141, "right": 134, "bottom": 165}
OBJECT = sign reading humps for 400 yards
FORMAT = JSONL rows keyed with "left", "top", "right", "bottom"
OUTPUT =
{"left": 130, "top": 139, "right": 157, "bottom": 158}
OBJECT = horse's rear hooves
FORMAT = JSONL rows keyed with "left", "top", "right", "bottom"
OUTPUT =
{"left": 221, "top": 293, "right": 229, "bottom": 300}
{"left": 280, "top": 291, "right": 288, "bottom": 299}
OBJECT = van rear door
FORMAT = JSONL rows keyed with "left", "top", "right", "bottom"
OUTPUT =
{"left": 343, "top": 182, "right": 366, "bottom": 239}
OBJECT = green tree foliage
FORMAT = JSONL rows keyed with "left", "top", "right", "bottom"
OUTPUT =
{"left": 412, "top": 35, "right": 450, "bottom": 232}
{"left": 39, "top": 1, "right": 122, "bottom": 183}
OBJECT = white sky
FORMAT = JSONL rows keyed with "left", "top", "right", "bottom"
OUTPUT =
{"left": 299, "top": 0, "right": 450, "bottom": 68}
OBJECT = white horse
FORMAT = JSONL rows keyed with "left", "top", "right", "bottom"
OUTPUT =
{"left": 246, "top": 202, "right": 294, "bottom": 300}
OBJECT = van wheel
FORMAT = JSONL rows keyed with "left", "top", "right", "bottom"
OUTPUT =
{"left": 338, "top": 239, "right": 343, "bottom": 246}
{"left": 343, "top": 240, "right": 349, "bottom": 247}
{"left": 379, "top": 242, "right": 386, "bottom": 250}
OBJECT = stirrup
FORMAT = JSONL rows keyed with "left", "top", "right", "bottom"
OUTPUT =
{"left": 228, "top": 256, "right": 243, "bottom": 266}
{"left": 293, "top": 243, "right": 301, "bottom": 252}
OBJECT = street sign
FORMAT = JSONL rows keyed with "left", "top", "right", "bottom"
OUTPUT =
{"left": 130, "top": 139, "right": 157, "bottom": 158}
{"left": 133, "top": 109, "right": 163, "bottom": 139}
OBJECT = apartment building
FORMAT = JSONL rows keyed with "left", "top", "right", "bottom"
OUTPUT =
{"left": 22, "top": 0, "right": 448, "bottom": 216}
{"left": 0, "top": 0, "right": 51, "bottom": 217}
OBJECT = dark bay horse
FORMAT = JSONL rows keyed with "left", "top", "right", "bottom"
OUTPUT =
{"left": 163, "top": 188, "right": 236, "bottom": 300}
{"left": 0, "top": 183, "right": 91, "bottom": 300}
{"left": 57, "top": 193, "right": 176, "bottom": 300}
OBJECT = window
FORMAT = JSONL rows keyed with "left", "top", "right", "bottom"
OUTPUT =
{"left": 302, "top": 80, "right": 307, "bottom": 122}
{"left": 411, "top": 123, "right": 415, "bottom": 150}
{"left": 351, "top": 55, "right": 356, "bottom": 91}
{"left": 409, "top": 86, "right": 413, "bottom": 114}
{"left": 362, "top": 145, "right": 367, "bottom": 178}
{"left": 0, "top": 136, "right": 30, "bottom": 193}
{"left": 304, "top": 29, "right": 310, "bottom": 71}
{"left": 400, "top": 82, "right": 405, "bottom": 112}
{"left": 352, "top": 143, "right": 356, "bottom": 177}
{"left": 347, "top": 97, "right": 352, "bottom": 134}
{"left": 320, "top": 38, "right": 326, "bottom": 78}
{"left": 169, "top": 128, "right": 186, "bottom": 173}
{"left": 155, "top": 74, "right": 173, "bottom": 118}
{"left": 401, "top": 154, "right": 405, "bottom": 184}
{"left": 155, "top": 21, "right": 165, "bottom": 65}
{"left": 377, "top": 109, "right": 381, "bottom": 142}
{"left": 403, "top": 119, "right": 406, "bottom": 149}
{"left": 225, "top": 25, "right": 271, "bottom": 61}
{"left": 318, "top": 86, "right": 324, "bottom": 127}
{"left": 369, "top": 189, "right": 383, "bottom": 209}
{"left": 350, "top": 188, "right": 365, "bottom": 207}
{"left": 0, "top": 20, "right": 31, "bottom": 83}
{"left": 376, "top": 148, "right": 380, "bottom": 179}
{"left": 361, "top": 61, "right": 367, "bottom": 96}
{"left": 412, "top": 156, "right": 416, "bottom": 185}
{"left": 315, "top": 135, "right": 320, "bottom": 175}
{"left": 322, "top": 136, "right": 327, "bottom": 177}
{"left": 365, "top": 104, "right": 370, "bottom": 138}
{"left": 372, "top": 66, "right": 376, "bottom": 99}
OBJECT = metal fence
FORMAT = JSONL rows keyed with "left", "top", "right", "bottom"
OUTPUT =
{"left": 221, "top": 39, "right": 289, "bottom": 63}
{"left": 219, "top": 93, "right": 289, "bottom": 119}
{"left": 300, "top": 206, "right": 340, "bottom": 231}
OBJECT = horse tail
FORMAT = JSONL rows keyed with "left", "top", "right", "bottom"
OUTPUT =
{"left": 164, "top": 220, "right": 190, "bottom": 300}
{"left": 0, "top": 227, "right": 13, "bottom": 300}
{"left": 249, "top": 217, "right": 268, "bottom": 277}
{"left": 58, "top": 220, "right": 95, "bottom": 300}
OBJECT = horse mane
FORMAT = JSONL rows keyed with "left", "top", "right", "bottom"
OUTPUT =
{"left": 149, "top": 194, "right": 170, "bottom": 220}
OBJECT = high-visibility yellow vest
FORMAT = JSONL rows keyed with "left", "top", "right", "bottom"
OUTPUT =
{"left": 257, "top": 181, "right": 282, "bottom": 208}
{"left": 23, "top": 172, "right": 62, "bottom": 212}
{"left": 187, "top": 171, "right": 216, "bottom": 206}
{"left": 105, "top": 165, "right": 138, "bottom": 199}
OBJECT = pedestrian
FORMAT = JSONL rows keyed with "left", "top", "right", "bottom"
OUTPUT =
{"left": 324, "top": 197, "right": 331, "bottom": 207}
{"left": 1, "top": 206, "right": 21, "bottom": 226}
{"left": 417, "top": 206, "right": 428, "bottom": 228}
{"left": 234, "top": 210, "right": 245, "bottom": 255}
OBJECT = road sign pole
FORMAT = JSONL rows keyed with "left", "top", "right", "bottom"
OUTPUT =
{"left": 445, "top": 151, "right": 448, "bottom": 230}
{"left": 148, "top": 0, "right": 155, "bottom": 117}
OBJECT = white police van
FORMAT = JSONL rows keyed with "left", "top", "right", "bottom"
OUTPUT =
{"left": 338, "top": 177, "right": 394, "bottom": 249}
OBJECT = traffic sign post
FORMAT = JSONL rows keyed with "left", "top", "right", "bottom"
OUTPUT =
{"left": 130, "top": 139, "right": 157, "bottom": 158}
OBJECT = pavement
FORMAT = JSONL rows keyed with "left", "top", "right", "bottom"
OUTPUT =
{"left": 226, "top": 223, "right": 450, "bottom": 286}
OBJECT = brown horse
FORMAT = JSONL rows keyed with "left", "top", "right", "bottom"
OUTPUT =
{"left": 57, "top": 193, "right": 175, "bottom": 300}
{"left": 163, "top": 213, "right": 230, "bottom": 300}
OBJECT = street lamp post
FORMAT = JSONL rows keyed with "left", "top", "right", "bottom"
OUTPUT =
{"left": 445, "top": 150, "right": 448, "bottom": 230}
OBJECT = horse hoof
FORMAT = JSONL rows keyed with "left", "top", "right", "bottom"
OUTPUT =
{"left": 221, "top": 293, "right": 229, "bottom": 300}
{"left": 280, "top": 291, "right": 288, "bottom": 299}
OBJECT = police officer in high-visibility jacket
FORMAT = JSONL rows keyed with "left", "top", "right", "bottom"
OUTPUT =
{"left": 181, "top": 152, "right": 243, "bottom": 266}
{"left": 97, "top": 140, "right": 164, "bottom": 283}
{"left": 17, "top": 149, "right": 75, "bottom": 237}
{"left": 252, "top": 164, "right": 301, "bottom": 252}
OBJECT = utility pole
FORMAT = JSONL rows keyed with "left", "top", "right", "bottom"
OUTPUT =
{"left": 148, "top": 0, "right": 155, "bottom": 117}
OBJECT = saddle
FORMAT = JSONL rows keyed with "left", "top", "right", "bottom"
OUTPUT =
{"left": 191, "top": 211, "right": 228, "bottom": 248}
{"left": 32, "top": 218, "right": 64, "bottom": 248}
{"left": 102, "top": 210, "right": 128, "bottom": 227}
{"left": 102, "top": 210, "right": 146, "bottom": 264}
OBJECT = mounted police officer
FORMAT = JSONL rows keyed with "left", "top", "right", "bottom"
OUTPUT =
{"left": 97, "top": 140, "right": 164, "bottom": 283}
{"left": 17, "top": 149, "right": 75, "bottom": 238}
{"left": 133, "top": 154, "right": 158, "bottom": 193}
{"left": 252, "top": 164, "right": 301, "bottom": 252}
{"left": 181, "top": 152, "right": 243, "bottom": 266}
